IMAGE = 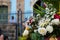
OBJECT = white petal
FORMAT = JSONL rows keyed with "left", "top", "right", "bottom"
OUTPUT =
{"left": 51, "top": 19, "right": 59, "bottom": 25}
{"left": 38, "top": 28, "right": 47, "bottom": 36}
{"left": 23, "top": 30, "right": 29, "bottom": 36}
{"left": 46, "top": 25, "right": 53, "bottom": 33}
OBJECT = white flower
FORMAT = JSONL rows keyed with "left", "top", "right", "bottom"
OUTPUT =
{"left": 23, "top": 30, "right": 29, "bottom": 36}
{"left": 38, "top": 19, "right": 45, "bottom": 27}
{"left": 54, "top": 8, "right": 57, "bottom": 13}
{"left": 46, "top": 25, "right": 53, "bottom": 33}
{"left": 50, "top": 12, "right": 54, "bottom": 15}
{"left": 34, "top": 29, "right": 37, "bottom": 33}
{"left": 45, "top": 18, "right": 50, "bottom": 24}
{"left": 37, "top": 14, "right": 40, "bottom": 17}
{"left": 49, "top": 4, "right": 53, "bottom": 8}
{"left": 38, "top": 28, "right": 47, "bottom": 36}
{"left": 45, "top": 8, "right": 50, "bottom": 14}
{"left": 45, "top": 15, "right": 49, "bottom": 18}
{"left": 39, "top": 18, "right": 50, "bottom": 27}
{"left": 44, "top": 21, "right": 49, "bottom": 26}
{"left": 49, "top": 4, "right": 53, "bottom": 6}
{"left": 51, "top": 19, "right": 60, "bottom": 25}
{"left": 39, "top": 20, "right": 43, "bottom": 27}
{"left": 39, "top": 23, "right": 45, "bottom": 27}
{"left": 51, "top": 15, "right": 54, "bottom": 18}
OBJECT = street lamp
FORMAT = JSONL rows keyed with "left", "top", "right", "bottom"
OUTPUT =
{"left": 17, "top": 8, "right": 22, "bottom": 36}
{"left": 15, "top": 4, "right": 22, "bottom": 40}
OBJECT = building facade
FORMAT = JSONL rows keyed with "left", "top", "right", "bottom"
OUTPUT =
{"left": 0, "top": 0, "right": 16, "bottom": 40}
{"left": 0, "top": 0, "right": 11, "bottom": 23}
{"left": 0, "top": 0, "right": 11, "bottom": 13}
{"left": 17, "top": 0, "right": 24, "bottom": 12}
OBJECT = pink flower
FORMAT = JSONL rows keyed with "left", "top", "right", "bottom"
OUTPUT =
{"left": 43, "top": 2, "right": 47, "bottom": 8}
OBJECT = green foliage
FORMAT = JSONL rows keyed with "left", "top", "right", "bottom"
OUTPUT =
{"left": 43, "top": 0, "right": 59, "bottom": 12}
{"left": 35, "top": 4, "right": 45, "bottom": 10}
{"left": 33, "top": 0, "right": 60, "bottom": 38}
{"left": 33, "top": 4, "right": 45, "bottom": 17}
{"left": 30, "top": 32, "right": 44, "bottom": 40}
{"left": 18, "top": 36, "right": 27, "bottom": 40}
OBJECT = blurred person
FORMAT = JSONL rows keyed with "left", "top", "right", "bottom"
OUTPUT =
{"left": 0, "top": 29, "right": 4, "bottom": 40}
{"left": 0, "top": 29, "right": 8, "bottom": 40}
{"left": 4, "top": 36, "right": 9, "bottom": 40}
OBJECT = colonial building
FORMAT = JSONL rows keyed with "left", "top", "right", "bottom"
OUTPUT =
{"left": 0, "top": 0, "right": 16, "bottom": 40}
{"left": 0, "top": 0, "right": 11, "bottom": 13}
{"left": 0, "top": 0, "right": 11, "bottom": 23}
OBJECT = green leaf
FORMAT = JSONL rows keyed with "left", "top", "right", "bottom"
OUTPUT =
{"left": 18, "top": 36, "right": 27, "bottom": 40}
{"left": 33, "top": 7, "right": 45, "bottom": 17}
{"left": 34, "top": 8, "right": 43, "bottom": 13}
{"left": 36, "top": 4, "right": 45, "bottom": 10}
{"left": 30, "top": 32, "right": 44, "bottom": 40}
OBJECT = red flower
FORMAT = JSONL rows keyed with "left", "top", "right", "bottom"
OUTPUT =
{"left": 54, "top": 14, "right": 60, "bottom": 19}
{"left": 29, "top": 18, "right": 33, "bottom": 23}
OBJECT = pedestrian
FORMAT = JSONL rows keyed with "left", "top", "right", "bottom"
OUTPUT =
{"left": 0, "top": 29, "right": 4, "bottom": 40}
{"left": 0, "top": 28, "right": 9, "bottom": 40}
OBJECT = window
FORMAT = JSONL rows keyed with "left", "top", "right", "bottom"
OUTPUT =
{"left": 0, "top": 5, "right": 8, "bottom": 24}
{"left": 12, "top": 16, "right": 14, "bottom": 20}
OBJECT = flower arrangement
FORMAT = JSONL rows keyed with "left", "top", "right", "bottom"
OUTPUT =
{"left": 38, "top": 28, "right": 47, "bottom": 36}
{"left": 22, "top": 2, "right": 60, "bottom": 40}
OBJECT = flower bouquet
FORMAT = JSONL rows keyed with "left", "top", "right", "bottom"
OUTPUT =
{"left": 22, "top": 2, "right": 60, "bottom": 40}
